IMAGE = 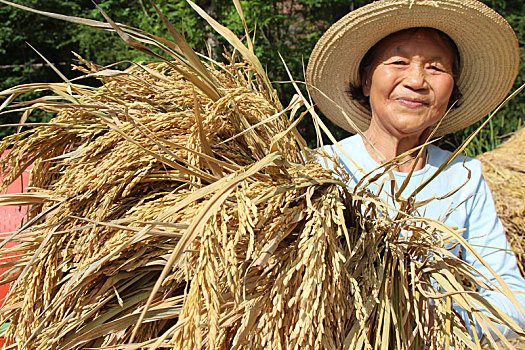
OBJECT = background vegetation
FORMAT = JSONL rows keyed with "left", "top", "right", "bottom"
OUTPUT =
{"left": 0, "top": 0, "right": 523, "bottom": 155}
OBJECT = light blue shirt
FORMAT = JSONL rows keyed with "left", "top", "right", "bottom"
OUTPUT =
{"left": 320, "top": 134, "right": 525, "bottom": 339}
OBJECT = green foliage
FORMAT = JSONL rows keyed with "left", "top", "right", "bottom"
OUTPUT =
{"left": 0, "top": 0, "right": 524, "bottom": 155}
{"left": 0, "top": 0, "right": 84, "bottom": 136}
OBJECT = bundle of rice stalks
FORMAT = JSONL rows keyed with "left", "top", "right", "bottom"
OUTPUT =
{"left": 478, "top": 127, "right": 525, "bottom": 276}
{"left": 0, "top": 1, "right": 523, "bottom": 349}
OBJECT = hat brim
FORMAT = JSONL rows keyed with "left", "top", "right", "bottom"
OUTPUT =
{"left": 306, "top": 0, "right": 520, "bottom": 137}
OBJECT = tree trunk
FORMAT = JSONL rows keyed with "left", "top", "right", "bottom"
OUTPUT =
{"left": 196, "top": 0, "right": 220, "bottom": 60}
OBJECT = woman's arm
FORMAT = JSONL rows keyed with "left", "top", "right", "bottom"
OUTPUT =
{"left": 460, "top": 172, "right": 525, "bottom": 339}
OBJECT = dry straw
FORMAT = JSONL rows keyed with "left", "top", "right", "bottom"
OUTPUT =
{"left": 0, "top": 1, "right": 523, "bottom": 349}
{"left": 478, "top": 128, "right": 525, "bottom": 276}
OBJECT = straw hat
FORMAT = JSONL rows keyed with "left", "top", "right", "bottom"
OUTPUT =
{"left": 306, "top": 0, "right": 520, "bottom": 136}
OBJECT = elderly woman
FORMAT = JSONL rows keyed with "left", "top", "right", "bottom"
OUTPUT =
{"left": 307, "top": 0, "right": 525, "bottom": 340}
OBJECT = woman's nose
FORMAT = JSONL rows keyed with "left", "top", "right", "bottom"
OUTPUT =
{"left": 403, "top": 64, "right": 427, "bottom": 90}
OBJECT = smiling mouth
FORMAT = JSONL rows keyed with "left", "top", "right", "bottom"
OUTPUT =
{"left": 395, "top": 98, "right": 428, "bottom": 108}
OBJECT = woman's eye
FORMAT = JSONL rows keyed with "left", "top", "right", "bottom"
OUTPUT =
{"left": 430, "top": 65, "right": 444, "bottom": 71}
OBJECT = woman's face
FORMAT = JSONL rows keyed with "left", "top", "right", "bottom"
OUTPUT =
{"left": 363, "top": 28, "right": 455, "bottom": 139}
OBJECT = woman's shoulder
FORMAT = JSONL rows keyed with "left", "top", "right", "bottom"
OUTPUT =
{"left": 320, "top": 134, "right": 362, "bottom": 154}
{"left": 427, "top": 145, "right": 484, "bottom": 185}
{"left": 428, "top": 145, "right": 482, "bottom": 171}
{"left": 316, "top": 134, "right": 371, "bottom": 181}
{"left": 317, "top": 134, "right": 365, "bottom": 165}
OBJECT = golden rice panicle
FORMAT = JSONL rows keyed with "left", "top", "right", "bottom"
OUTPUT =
{"left": 0, "top": 47, "right": 311, "bottom": 347}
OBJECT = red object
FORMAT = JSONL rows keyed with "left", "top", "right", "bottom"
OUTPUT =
{"left": 0, "top": 151, "right": 31, "bottom": 345}
{"left": 0, "top": 150, "right": 31, "bottom": 234}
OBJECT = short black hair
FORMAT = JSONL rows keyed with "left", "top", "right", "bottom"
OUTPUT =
{"left": 348, "top": 27, "right": 462, "bottom": 110}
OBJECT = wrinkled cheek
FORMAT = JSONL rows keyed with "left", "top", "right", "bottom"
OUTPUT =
{"left": 436, "top": 102, "right": 451, "bottom": 117}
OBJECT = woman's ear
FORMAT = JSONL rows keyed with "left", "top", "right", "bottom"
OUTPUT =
{"left": 362, "top": 75, "right": 371, "bottom": 97}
